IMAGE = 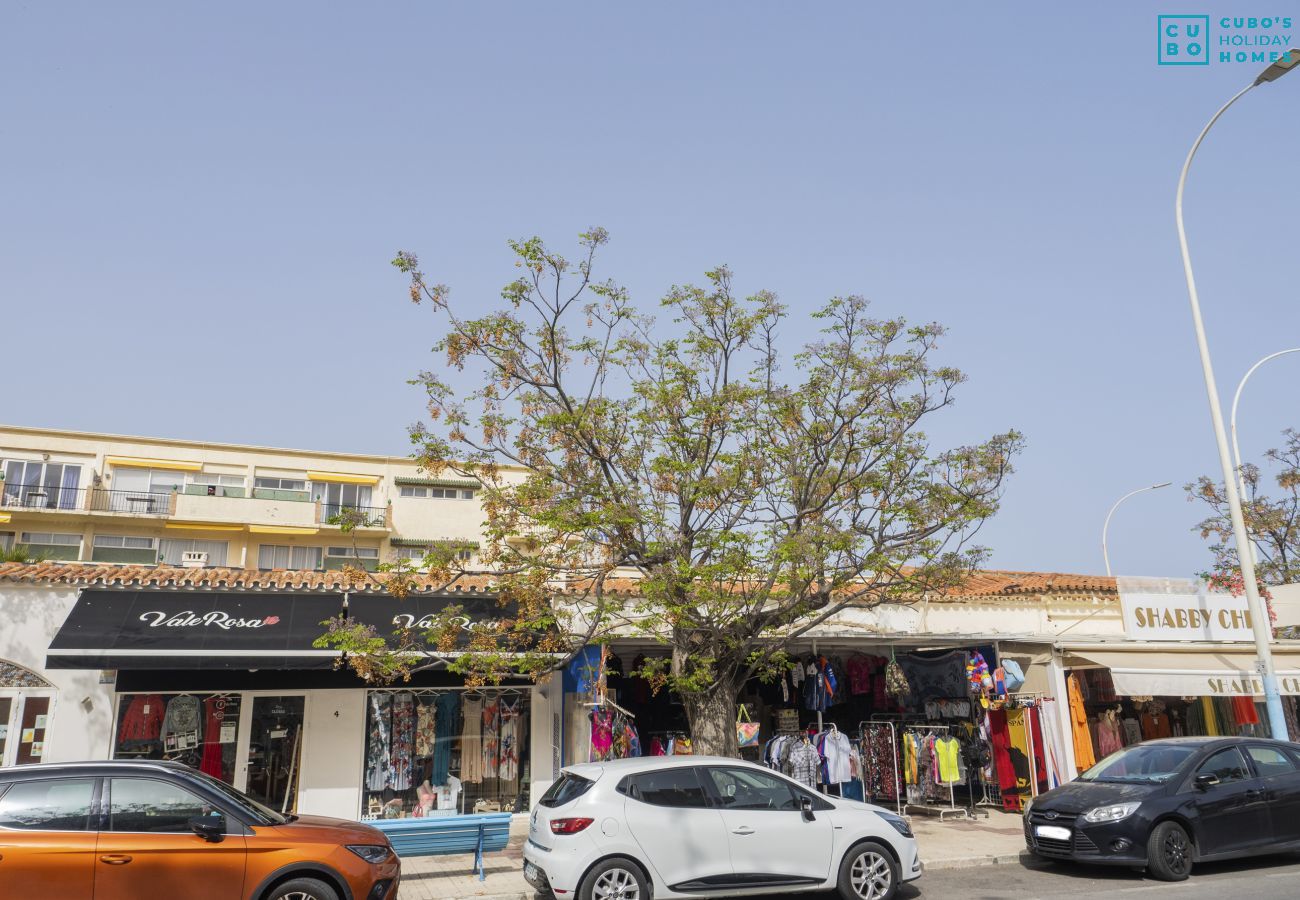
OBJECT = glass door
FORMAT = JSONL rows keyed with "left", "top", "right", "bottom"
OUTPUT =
{"left": 243, "top": 695, "right": 305, "bottom": 814}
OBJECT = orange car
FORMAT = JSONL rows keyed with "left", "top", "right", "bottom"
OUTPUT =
{"left": 0, "top": 759, "right": 399, "bottom": 900}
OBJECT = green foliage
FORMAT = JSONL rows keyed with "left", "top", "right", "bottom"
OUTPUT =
{"left": 0, "top": 544, "right": 48, "bottom": 564}
{"left": 323, "top": 230, "right": 1022, "bottom": 751}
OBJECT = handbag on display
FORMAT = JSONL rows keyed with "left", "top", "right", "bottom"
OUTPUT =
{"left": 885, "top": 659, "right": 910, "bottom": 698}
{"left": 736, "top": 704, "right": 760, "bottom": 747}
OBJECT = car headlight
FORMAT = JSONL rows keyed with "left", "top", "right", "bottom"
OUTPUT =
{"left": 1081, "top": 802, "right": 1141, "bottom": 824}
{"left": 877, "top": 811, "right": 913, "bottom": 838}
{"left": 347, "top": 844, "right": 392, "bottom": 864}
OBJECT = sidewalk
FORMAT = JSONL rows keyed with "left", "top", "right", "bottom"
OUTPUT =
{"left": 395, "top": 809, "right": 1033, "bottom": 899}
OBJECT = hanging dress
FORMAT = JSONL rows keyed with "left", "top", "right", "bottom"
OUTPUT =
{"left": 199, "top": 695, "right": 228, "bottom": 779}
{"left": 1066, "top": 674, "right": 1096, "bottom": 772}
{"left": 415, "top": 697, "right": 438, "bottom": 758}
{"left": 431, "top": 692, "right": 460, "bottom": 786}
{"left": 389, "top": 692, "right": 416, "bottom": 791}
{"left": 481, "top": 697, "right": 502, "bottom": 777}
{"left": 498, "top": 698, "right": 523, "bottom": 783}
{"left": 366, "top": 692, "right": 393, "bottom": 791}
{"left": 461, "top": 696, "right": 484, "bottom": 784}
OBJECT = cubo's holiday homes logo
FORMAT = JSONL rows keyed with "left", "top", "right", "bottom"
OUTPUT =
{"left": 139, "top": 610, "right": 281, "bottom": 629}
{"left": 1159, "top": 14, "right": 1294, "bottom": 66}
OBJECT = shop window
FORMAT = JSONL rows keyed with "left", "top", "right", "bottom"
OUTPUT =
{"left": 0, "top": 778, "right": 96, "bottom": 830}
{"left": 325, "top": 545, "right": 379, "bottom": 571}
{"left": 258, "top": 544, "right": 324, "bottom": 570}
{"left": 113, "top": 693, "right": 241, "bottom": 785}
{"left": 91, "top": 534, "right": 158, "bottom": 564}
{"left": 158, "top": 539, "right": 228, "bottom": 567}
{"left": 361, "top": 689, "right": 530, "bottom": 820}
{"left": 107, "top": 778, "right": 212, "bottom": 833}
{"left": 19, "top": 531, "right": 81, "bottom": 561}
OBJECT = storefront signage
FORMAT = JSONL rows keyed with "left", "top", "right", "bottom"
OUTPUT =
{"left": 139, "top": 610, "right": 282, "bottom": 629}
{"left": 1108, "top": 668, "right": 1300, "bottom": 697}
{"left": 1119, "top": 583, "right": 1253, "bottom": 641}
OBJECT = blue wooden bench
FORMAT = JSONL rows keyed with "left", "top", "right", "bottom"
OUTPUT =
{"left": 369, "top": 812, "right": 513, "bottom": 880}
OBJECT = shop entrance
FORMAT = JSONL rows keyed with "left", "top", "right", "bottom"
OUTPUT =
{"left": 0, "top": 661, "right": 57, "bottom": 767}
{"left": 241, "top": 695, "right": 306, "bottom": 813}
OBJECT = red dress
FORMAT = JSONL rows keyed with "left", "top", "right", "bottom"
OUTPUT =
{"left": 199, "top": 696, "right": 229, "bottom": 778}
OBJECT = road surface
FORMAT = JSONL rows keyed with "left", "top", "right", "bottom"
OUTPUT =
{"left": 899, "top": 855, "right": 1300, "bottom": 900}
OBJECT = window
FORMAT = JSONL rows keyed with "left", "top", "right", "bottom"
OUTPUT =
{"left": 319, "top": 483, "right": 380, "bottom": 526}
{"left": 0, "top": 532, "right": 13, "bottom": 552}
{"left": 107, "top": 778, "right": 215, "bottom": 833}
{"left": 1246, "top": 745, "right": 1297, "bottom": 778}
{"left": 540, "top": 772, "right": 594, "bottom": 808}
{"left": 2, "top": 460, "right": 81, "bottom": 510}
{"left": 91, "top": 534, "right": 158, "bottom": 564}
{"left": 20, "top": 531, "right": 81, "bottom": 561}
{"left": 186, "top": 473, "right": 246, "bottom": 498}
{"left": 253, "top": 477, "right": 310, "bottom": 502}
{"left": 158, "top": 539, "right": 228, "bottom": 567}
{"left": 623, "top": 767, "right": 710, "bottom": 808}
{"left": 257, "top": 544, "right": 324, "bottom": 570}
{"left": 113, "top": 694, "right": 240, "bottom": 784}
{"left": 394, "top": 545, "right": 473, "bottom": 567}
{"left": 398, "top": 486, "right": 475, "bottom": 500}
{"left": 0, "top": 778, "right": 95, "bottom": 830}
{"left": 1198, "top": 747, "right": 1251, "bottom": 784}
{"left": 704, "top": 766, "right": 799, "bottom": 811}
{"left": 325, "top": 545, "right": 379, "bottom": 570}
{"left": 255, "top": 477, "right": 307, "bottom": 491}
{"left": 111, "top": 467, "right": 185, "bottom": 495}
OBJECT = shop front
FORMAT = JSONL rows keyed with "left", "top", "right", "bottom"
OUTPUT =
{"left": 564, "top": 637, "right": 1068, "bottom": 818}
{"left": 44, "top": 587, "right": 558, "bottom": 821}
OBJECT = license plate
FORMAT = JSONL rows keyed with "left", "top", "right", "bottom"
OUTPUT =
{"left": 524, "top": 862, "right": 541, "bottom": 884}
{"left": 1035, "top": 825, "right": 1072, "bottom": 841}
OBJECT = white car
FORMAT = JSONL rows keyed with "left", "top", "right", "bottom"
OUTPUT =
{"left": 523, "top": 755, "right": 921, "bottom": 900}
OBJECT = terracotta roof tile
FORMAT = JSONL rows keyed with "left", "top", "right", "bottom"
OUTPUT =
{"left": 0, "top": 561, "right": 1115, "bottom": 599}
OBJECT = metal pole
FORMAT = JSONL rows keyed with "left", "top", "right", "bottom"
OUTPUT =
{"left": 1230, "top": 347, "right": 1300, "bottom": 502}
{"left": 1176, "top": 81, "right": 1287, "bottom": 740}
{"left": 1101, "top": 483, "right": 1172, "bottom": 577}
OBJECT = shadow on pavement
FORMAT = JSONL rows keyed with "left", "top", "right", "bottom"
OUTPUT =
{"left": 1013, "top": 850, "right": 1300, "bottom": 883}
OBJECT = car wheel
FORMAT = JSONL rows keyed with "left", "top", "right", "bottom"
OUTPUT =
{"left": 265, "top": 876, "right": 340, "bottom": 900}
{"left": 838, "top": 841, "right": 899, "bottom": 900}
{"left": 579, "top": 858, "right": 648, "bottom": 900}
{"left": 1146, "top": 821, "right": 1193, "bottom": 882}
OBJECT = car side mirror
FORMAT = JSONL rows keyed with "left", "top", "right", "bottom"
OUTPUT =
{"left": 1194, "top": 773, "right": 1220, "bottom": 791}
{"left": 189, "top": 814, "right": 226, "bottom": 843}
{"left": 800, "top": 796, "right": 816, "bottom": 822}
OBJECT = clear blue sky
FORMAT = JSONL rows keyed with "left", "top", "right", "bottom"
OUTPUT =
{"left": 4, "top": 3, "right": 1298, "bottom": 579}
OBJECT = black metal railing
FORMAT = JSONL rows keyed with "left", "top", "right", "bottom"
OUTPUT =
{"left": 321, "top": 503, "right": 389, "bottom": 528}
{"left": 0, "top": 483, "right": 87, "bottom": 512}
{"left": 90, "top": 489, "right": 177, "bottom": 515}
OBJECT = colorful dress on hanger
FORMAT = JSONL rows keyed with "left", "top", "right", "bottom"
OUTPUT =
{"left": 366, "top": 692, "right": 393, "bottom": 791}
{"left": 590, "top": 709, "right": 614, "bottom": 761}
{"left": 415, "top": 697, "right": 438, "bottom": 758}
{"left": 498, "top": 698, "right": 523, "bottom": 782}
{"left": 1096, "top": 715, "right": 1123, "bottom": 757}
{"left": 480, "top": 697, "right": 501, "bottom": 776}
{"left": 389, "top": 692, "right": 416, "bottom": 791}
{"left": 460, "top": 697, "right": 483, "bottom": 784}
{"left": 1066, "top": 674, "right": 1096, "bottom": 772}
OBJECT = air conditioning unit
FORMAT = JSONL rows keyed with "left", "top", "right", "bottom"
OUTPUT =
{"left": 180, "top": 551, "right": 208, "bottom": 568}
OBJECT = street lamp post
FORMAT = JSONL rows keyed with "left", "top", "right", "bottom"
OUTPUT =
{"left": 1175, "top": 50, "right": 1300, "bottom": 741}
{"left": 1102, "top": 482, "right": 1172, "bottom": 577}
{"left": 1230, "top": 348, "right": 1300, "bottom": 501}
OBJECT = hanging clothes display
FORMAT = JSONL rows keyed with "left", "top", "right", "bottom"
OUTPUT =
{"left": 859, "top": 724, "right": 900, "bottom": 801}
{"left": 820, "top": 727, "right": 854, "bottom": 785}
{"left": 934, "top": 735, "right": 963, "bottom": 785}
{"left": 160, "top": 693, "right": 201, "bottom": 750}
{"left": 118, "top": 693, "right": 166, "bottom": 747}
{"left": 198, "top": 695, "right": 228, "bottom": 778}
{"left": 480, "top": 696, "right": 501, "bottom": 776}
{"left": 390, "top": 692, "right": 416, "bottom": 791}
{"left": 1066, "top": 674, "right": 1096, "bottom": 772}
{"left": 415, "top": 698, "right": 438, "bottom": 759}
{"left": 461, "top": 696, "right": 484, "bottom": 784}
{"left": 589, "top": 708, "right": 615, "bottom": 762}
{"left": 366, "top": 692, "right": 393, "bottom": 791}
{"left": 788, "top": 738, "right": 822, "bottom": 788}
{"left": 498, "top": 698, "right": 523, "bottom": 782}
{"left": 1095, "top": 711, "right": 1123, "bottom": 756}
{"left": 431, "top": 691, "right": 460, "bottom": 787}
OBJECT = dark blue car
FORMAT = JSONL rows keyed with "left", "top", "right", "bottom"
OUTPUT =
{"left": 1025, "top": 737, "right": 1300, "bottom": 881}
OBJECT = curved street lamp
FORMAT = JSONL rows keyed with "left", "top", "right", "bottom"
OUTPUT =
{"left": 1102, "top": 482, "right": 1172, "bottom": 577}
{"left": 1230, "top": 348, "right": 1300, "bottom": 500}
{"left": 1175, "top": 50, "right": 1300, "bottom": 741}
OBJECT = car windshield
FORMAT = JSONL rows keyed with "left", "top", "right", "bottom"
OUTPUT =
{"left": 1079, "top": 744, "right": 1199, "bottom": 784}
{"left": 185, "top": 769, "right": 289, "bottom": 825}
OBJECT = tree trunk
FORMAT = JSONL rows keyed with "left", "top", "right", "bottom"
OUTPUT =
{"left": 682, "top": 680, "right": 740, "bottom": 757}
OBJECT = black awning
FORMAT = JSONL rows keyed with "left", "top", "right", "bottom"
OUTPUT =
{"left": 47, "top": 589, "right": 512, "bottom": 671}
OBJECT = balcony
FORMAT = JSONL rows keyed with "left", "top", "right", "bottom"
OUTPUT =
{"left": 0, "top": 486, "right": 176, "bottom": 516}
{"left": 320, "top": 503, "right": 389, "bottom": 530}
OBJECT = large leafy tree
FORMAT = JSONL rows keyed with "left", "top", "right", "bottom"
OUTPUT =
{"left": 322, "top": 229, "right": 1021, "bottom": 755}
{"left": 1188, "top": 428, "right": 1300, "bottom": 599}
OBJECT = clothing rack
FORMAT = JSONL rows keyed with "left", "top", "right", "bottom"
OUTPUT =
{"left": 901, "top": 724, "right": 970, "bottom": 821}
{"left": 858, "top": 720, "right": 902, "bottom": 814}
